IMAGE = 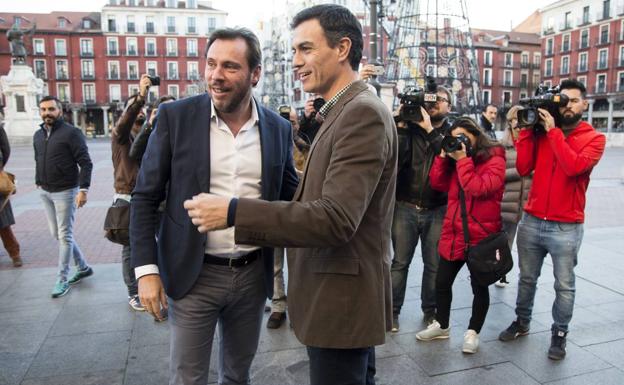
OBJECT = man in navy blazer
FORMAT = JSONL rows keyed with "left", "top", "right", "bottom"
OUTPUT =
{"left": 130, "top": 28, "right": 298, "bottom": 385}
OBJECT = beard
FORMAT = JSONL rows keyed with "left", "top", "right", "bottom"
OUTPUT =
{"left": 42, "top": 114, "right": 60, "bottom": 125}
{"left": 136, "top": 116, "right": 146, "bottom": 125}
{"left": 560, "top": 111, "right": 582, "bottom": 127}
{"left": 430, "top": 113, "right": 446, "bottom": 123}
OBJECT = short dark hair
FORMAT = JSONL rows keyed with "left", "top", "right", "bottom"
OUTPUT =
{"left": 156, "top": 95, "right": 176, "bottom": 107}
{"left": 205, "top": 27, "right": 262, "bottom": 70}
{"left": 482, "top": 103, "right": 497, "bottom": 113}
{"left": 39, "top": 95, "right": 62, "bottom": 109}
{"left": 560, "top": 79, "right": 586, "bottom": 98}
{"left": 451, "top": 116, "right": 503, "bottom": 161}
{"left": 291, "top": 4, "right": 363, "bottom": 71}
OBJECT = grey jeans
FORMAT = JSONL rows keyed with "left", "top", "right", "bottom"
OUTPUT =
{"left": 168, "top": 257, "right": 266, "bottom": 385}
{"left": 121, "top": 245, "right": 137, "bottom": 296}
{"left": 271, "top": 247, "right": 287, "bottom": 313}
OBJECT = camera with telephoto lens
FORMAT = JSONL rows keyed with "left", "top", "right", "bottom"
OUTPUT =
{"left": 397, "top": 77, "right": 438, "bottom": 122}
{"left": 441, "top": 133, "right": 472, "bottom": 156}
{"left": 147, "top": 75, "right": 160, "bottom": 86}
{"left": 278, "top": 105, "right": 291, "bottom": 121}
{"left": 517, "top": 84, "right": 568, "bottom": 133}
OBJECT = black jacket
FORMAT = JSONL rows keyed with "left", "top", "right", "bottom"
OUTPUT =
{"left": 395, "top": 119, "right": 450, "bottom": 209}
{"left": 0, "top": 123, "right": 10, "bottom": 168}
{"left": 480, "top": 115, "right": 497, "bottom": 140}
{"left": 33, "top": 120, "right": 93, "bottom": 192}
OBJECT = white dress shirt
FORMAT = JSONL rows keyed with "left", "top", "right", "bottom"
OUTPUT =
{"left": 135, "top": 98, "right": 262, "bottom": 279}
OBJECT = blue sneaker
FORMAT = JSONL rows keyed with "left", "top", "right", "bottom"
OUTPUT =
{"left": 51, "top": 280, "right": 70, "bottom": 298}
{"left": 68, "top": 266, "right": 93, "bottom": 285}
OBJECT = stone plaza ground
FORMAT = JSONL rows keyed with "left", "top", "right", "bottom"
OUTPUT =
{"left": 1, "top": 139, "right": 624, "bottom": 384}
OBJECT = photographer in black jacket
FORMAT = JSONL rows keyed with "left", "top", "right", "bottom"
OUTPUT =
{"left": 298, "top": 96, "right": 324, "bottom": 144}
{"left": 391, "top": 85, "right": 452, "bottom": 332}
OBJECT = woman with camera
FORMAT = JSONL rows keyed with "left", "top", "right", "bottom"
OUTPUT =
{"left": 496, "top": 106, "right": 533, "bottom": 288}
{"left": 415, "top": 116, "right": 505, "bottom": 354}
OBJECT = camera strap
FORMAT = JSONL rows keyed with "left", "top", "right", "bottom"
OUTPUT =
{"left": 458, "top": 187, "right": 490, "bottom": 254}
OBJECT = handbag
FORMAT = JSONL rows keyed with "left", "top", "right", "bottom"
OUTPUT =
{"left": 459, "top": 188, "right": 513, "bottom": 286}
{"left": 104, "top": 198, "right": 130, "bottom": 246}
{"left": 0, "top": 171, "right": 16, "bottom": 196}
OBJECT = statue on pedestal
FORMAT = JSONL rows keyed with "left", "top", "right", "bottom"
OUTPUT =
{"left": 6, "top": 23, "right": 35, "bottom": 65}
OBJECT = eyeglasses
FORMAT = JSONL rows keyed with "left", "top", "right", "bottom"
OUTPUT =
{"left": 436, "top": 96, "right": 449, "bottom": 104}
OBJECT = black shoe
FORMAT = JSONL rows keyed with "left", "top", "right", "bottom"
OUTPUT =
{"left": 266, "top": 312, "right": 286, "bottom": 329}
{"left": 499, "top": 320, "right": 530, "bottom": 341}
{"left": 68, "top": 266, "right": 93, "bottom": 285}
{"left": 391, "top": 314, "right": 399, "bottom": 333}
{"left": 264, "top": 305, "right": 271, "bottom": 312}
{"left": 548, "top": 330, "right": 567, "bottom": 360}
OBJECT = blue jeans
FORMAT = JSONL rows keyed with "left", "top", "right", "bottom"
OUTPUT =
{"left": 515, "top": 213, "right": 583, "bottom": 333}
{"left": 391, "top": 202, "right": 445, "bottom": 316}
{"left": 40, "top": 188, "right": 88, "bottom": 281}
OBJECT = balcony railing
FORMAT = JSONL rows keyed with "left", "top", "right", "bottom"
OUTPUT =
{"left": 167, "top": 26, "right": 176, "bottom": 33}
{"left": 81, "top": 73, "right": 95, "bottom": 80}
{"left": 56, "top": 72, "right": 69, "bottom": 80}
{"left": 127, "top": 49, "right": 138, "bottom": 56}
{"left": 482, "top": 79, "right": 492, "bottom": 86}
{"left": 108, "top": 72, "right": 120, "bottom": 80}
{"left": 127, "top": 24, "right": 136, "bottom": 33}
{"left": 559, "top": 21, "right": 573, "bottom": 31}
{"left": 167, "top": 73, "right": 179, "bottom": 80}
{"left": 520, "top": 62, "right": 530, "bottom": 69}
{"left": 187, "top": 72, "right": 200, "bottom": 80}
{"left": 543, "top": 26, "right": 555, "bottom": 35}
{"left": 576, "top": 17, "right": 591, "bottom": 27}
{"left": 595, "top": 61, "right": 609, "bottom": 70}
{"left": 146, "top": 24, "right": 155, "bottom": 33}
{"left": 544, "top": 48, "right": 555, "bottom": 57}
{"left": 80, "top": 51, "right": 94, "bottom": 57}
{"left": 596, "top": 36, "right": 610, "bottom": 46}
{"left": 187, "top": 51, "right": 198, "bottom": 57}
{"left": 596, "top": 10, "right": 611, "bottom": 21}
{"left": 560, "top": 43, "right": 570, "bottom": 53}
{"left": 166, "top": 51, "right": 178, "bottom": 57}
{"left": 107, "top": 49, "right": 119, "bottom": 56}
{"left": 84, "top": 98, "right": 96, "bottom": 105}
{"left": 577, "top": 64, "right": 589, "bottom": 73}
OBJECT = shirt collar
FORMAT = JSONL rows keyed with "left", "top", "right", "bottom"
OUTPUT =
{"left": 210, "top": 96, "right": 259, "bottom": 128}
{"left": 318, "top": 82, "right": 354, "bottom": 118}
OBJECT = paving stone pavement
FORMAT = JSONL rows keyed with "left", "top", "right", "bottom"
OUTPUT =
{"left": 0, "top": 140, "right": 623, "bottom": 384}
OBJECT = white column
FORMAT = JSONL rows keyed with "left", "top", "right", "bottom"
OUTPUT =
{"left": 607, "top": 97, "right": 615, "bottom": 133}
{"left": 587, "top": 99, "right": 595, "bottom": 127}
{"left": 101, "top": 106, "right": 110, "bottom": 137}
{"left": 71, "top": 108, "right": 79, "bottom": 128}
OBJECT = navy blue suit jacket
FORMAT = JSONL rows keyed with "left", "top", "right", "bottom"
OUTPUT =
{"left": 130, "top": 93, "right": 298, "bottom": 300}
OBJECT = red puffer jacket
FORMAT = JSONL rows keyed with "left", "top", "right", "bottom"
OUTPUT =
{"left": 429, "top": 146, "right": 506, "bottom": 261}
{"left": 515, "top": 122, "right": 605, "bottom": 223}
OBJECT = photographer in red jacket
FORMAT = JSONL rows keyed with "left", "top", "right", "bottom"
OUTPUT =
{"left": 415, "top": 116, "right": 505, "bottom": 354}
{"left": 499, "top": 79, "right": 605, "bottom": 361}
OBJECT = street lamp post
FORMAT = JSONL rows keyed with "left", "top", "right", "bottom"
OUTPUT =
{"left": 368, "top": 0, "right": 381, "bottom": 96}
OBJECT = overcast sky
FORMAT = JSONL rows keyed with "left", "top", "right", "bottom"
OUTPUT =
{"left": 2, "top": 0, "right": 548, "bottom": 32}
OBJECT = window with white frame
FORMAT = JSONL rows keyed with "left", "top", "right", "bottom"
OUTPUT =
{"left": 83, "top": 83, "right": 96, "bottom": 103}
{"left": 187, "top": 17, "right": 196, "bottom": 33}
{"left": 619, "top": 45, "right": 624, "bottom": 66}
{"left": 145, "top": 38, "right": 157, "bottom": 56}
{"left": 187, "top": 0, "right": 197, "bottom": 8}
{"left": 580, "top": 29, "right": 590, "bottom": 49}
{"left": 33, "top": 38, "right": 45, "bottom": 55}
{"left": 146, "top": 0, "right": 156, "bottom": 5}
{"left": 128, "top": 61, "right": 139, "bottom": 80}
{"left": 598, "top": 48, "right": 608, "bottom": 69}
{"left": 167, "top": 16, "right": 176, "bottom": 33}
{"left": 57, "top": 83, "right": 70, "bottom": 102}
{"left": 426, "top": 64, "right": 436, "bottom": 77}
{"left": 208, "top": 17, "right": 216, "bottom": 33}
{"left": 108, "top": 61, "right": 120, "bottom": 79}
{"left": 168, "top": 85, "right": 179, "bottom": 99}
{"left": 577, "top": 76, "right": 587, "bottom": 87}
{"left": 146, "top": 16, "right": 155, "bottom": 33}
{"left": 81, "top": 60, "right": 95, "bottom": 79}
{"left": 128, "top": 85, "right": 140, "bottom": 98}
{"left": 146, "top": 61, "right": 157, "bottom": 76}
{"left": 482, "top": 90, "right": 491, "bottom": 104}
{"left": 187, "top": 84, "right": 199, "bottom": 96}
{"left": 34, "top": 59, "right": 46, "bottom": 79}
{"left": 187, "top": 39, "right": 198, "bottom": 56}
{"left": 107, "top": 16, "right": 117, "bottom": 32}
{"left": 80, "top": 39, "right": 93, "bottom": 56}
{"left": 546, "top": 38, "right": 554, "bottom": 55}
{"left": 561, "top": 56, "right": 570, "bottom": 75}
{"left": 579, "top": 52, "right": 588, "bottom": 72}
{"left": 545, "top": 58, "right": 553, "bottom": 76}
{"left": 596, "top": 74, "right": 607, "bottom": 93}
{"left": 126, "top": 37, "right": 138, "bottom": 55}
{"left": 600, "top": 24, "right": 609, "bottom": 44}
{"left": 618, "top": 71, "right": 624, "bottom": 92}
{"left": 483, "top": 68, "right": 492, "bottom": 86}
{"left": 520, "top": 73, "right": 528, "bottom": 88}
{"left": 503, "top": 91, "right": 512, "bottom": 105}
{"left": 56, "top": 60, "right": 68, "bottom": 79}
{"left": 167, "top": 38, "right": 178, "bottom": 56}
{"left": 504, "top": 53, "right": 513, "bottom": 67}
{"left": 533, "top": 53, "right": 541, "bottom": 67}
{"left": 110, "top": 85, "right": 122, "bottom": 103}
{"left": 543, "top": 80, "right": 552, "bottom": 87}
{"left": 166, "top": 0, "right": 177, "bottom": 7}
{"left": 167, "top": 62, "right": 179, "bottom": 79}
{"left": 148, "top": 86, "right": 159, "bottom": 103}
{"left": 55, "top": 39, "right": 67, "bottom": 56}
{"left": 484, "top": 50, "right": 492, "bottom": 66}
{"left": 187, "top": 61, "right": 199, "bottom": 80}
{"left": 503, "top": 70, "right": 512, "bottom": 86}
{"left": 107, "top": 37, "right": 119, "bottom": 55}
{"left": 562, "top": 34, "right": 570, "bottom": 52}
{"left": 521, "top": 53, "right": 529, "bottom": 66}
{"left": 127, "top": 15, "right": 136, "bottom": 33}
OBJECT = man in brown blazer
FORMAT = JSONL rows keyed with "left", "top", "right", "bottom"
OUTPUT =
{"left": 184, "top": 4, "right": 397, "bottom": 384}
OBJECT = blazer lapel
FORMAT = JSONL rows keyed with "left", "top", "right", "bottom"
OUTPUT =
{"left": 195, "top": 93, "right": 212, "bottom": 192}
{"left": 293, "top": 81, "right": 368, "bottom": 201}
{"left": 257, "top": 103, "right": 271, "bottom": 200}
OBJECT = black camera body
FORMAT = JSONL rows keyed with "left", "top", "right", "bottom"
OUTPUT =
{"left": 312, "top": 97, "right": 325, "bottom": 112}
{"left": 398, "top": 77, "right": 438, "bottom": 122}
{"left": 147, "top": 75, "right": 161, "bottom": 86}
{"left": 518, "top": 85, "right": 568, "bottom": 132}
{"left": 441, "top": 133, "right": 472, "bottom": 156}
{"left": 278, "top": 105, "right": 291, "bottom": 121}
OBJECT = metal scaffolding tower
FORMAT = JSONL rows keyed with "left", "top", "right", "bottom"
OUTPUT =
{"left": 385, "top": 0, "right": 481, "bottom": 114}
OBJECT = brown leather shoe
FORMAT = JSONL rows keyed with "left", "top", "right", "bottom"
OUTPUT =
{"left": 266, "top": 312, "right": 286, "bottom": 329}
{"left": 11, "top": 256, "right": 22, "bottom": 267}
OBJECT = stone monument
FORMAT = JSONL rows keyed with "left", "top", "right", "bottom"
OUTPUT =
{"left": 0, "top": 23, "right": 43, "bottom": 145}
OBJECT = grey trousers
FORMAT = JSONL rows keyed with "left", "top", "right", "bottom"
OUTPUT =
{"left": 121, "top": 244, "right": 138, "bottom": 296}
{"left": 271, "top": 247, "right": 287, "bottom": 313}
{"left": 169, "top": 257, "right": 266, "bottom": 385}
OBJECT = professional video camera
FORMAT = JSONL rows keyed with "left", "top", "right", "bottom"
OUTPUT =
{"left": 278, "top": 105, "right": 291, "bottom": 121}
{"left": 518, "top": 85, "right": 568, "bottom": 133}
{"left": 441, "top": 133, "right": 472, "bottom": 156}
{"left": 397, "top": 77, "right": 438, "bottom": 122}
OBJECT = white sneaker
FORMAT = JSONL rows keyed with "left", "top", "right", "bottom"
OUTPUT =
{"left": 495, "top": 279, "right": 508, "bottom": 288}
{"left": 462, "top": 329, "right": 479, "bottom": 353}
{"left": 415, "top": 320, "right": 450, "bottom": 341}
